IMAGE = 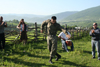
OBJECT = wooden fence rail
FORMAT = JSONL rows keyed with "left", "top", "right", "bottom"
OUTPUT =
{"left": 4, "top": 22, "right": 91, "bottom": 43}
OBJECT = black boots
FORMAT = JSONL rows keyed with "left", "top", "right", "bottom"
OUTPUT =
{"left": 49, "top": 53, "right": 61, "bottom": 64}
{"left": 49, "top": 57, "right": 53, "bottom": 64}
{"left": 55, "top": 53, "right": 61, "bottom": 61}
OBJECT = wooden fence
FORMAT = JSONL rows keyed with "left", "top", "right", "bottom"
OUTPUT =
{"left": 4, "top": 22, "right": 91, "bottom": 43}
{"left": 67, "top": 28, "right": 90, "bottom": 39}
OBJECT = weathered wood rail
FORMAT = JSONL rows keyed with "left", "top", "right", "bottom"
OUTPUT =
{"left": 4, "top": 23, "right": 90, "bottom": 43}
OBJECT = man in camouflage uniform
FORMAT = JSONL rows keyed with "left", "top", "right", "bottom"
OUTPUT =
{"left": 41, "top": 16, "right": 68, "bottom": 64}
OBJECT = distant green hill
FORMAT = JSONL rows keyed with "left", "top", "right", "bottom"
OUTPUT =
{"left": 43, "top": 11, "right": 78, "bottom": 21}
{"left": 62, "top": 6, "right": 100, "bottom": 22}
{"left": 0, "top": 11, "right": 78, "bottom": 24}
{"left": 59, "top": 6, "right": 100, "bottom": 27}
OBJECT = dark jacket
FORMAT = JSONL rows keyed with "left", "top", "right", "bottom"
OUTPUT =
{"left": 89, "top": 28, "right": 100, "bottom": 40}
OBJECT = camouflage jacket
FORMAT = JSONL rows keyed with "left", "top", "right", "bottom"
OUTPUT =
{"left": 41, "top": 19, "right": 68, "bottom": 35}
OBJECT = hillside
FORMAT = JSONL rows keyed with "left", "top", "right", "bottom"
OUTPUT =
{"left": 61, "top": 6, "right": 100, "bottom": 22}
{"left": 0, "top": 14, "right": 45, "bottom": 23}
{"left": 43, "top": 11, "right": 78, "bottom": 21}
{"left": 0, "top": 11, "right": 78, "bottom": 24}
{"left": 59, "top": 6, "right": 100, "bottom": 27}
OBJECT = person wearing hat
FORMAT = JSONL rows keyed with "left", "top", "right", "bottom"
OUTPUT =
{"left": 0, "top": 16, "right": 7, "bottom": 49}
{"left": 41, "top": 16, "right": 68, "bottom": 64}
{"left": 89, "top": 23, "right": 100, "bottom": 60}
{"left": 58, "top": 29, "right": 74, "bottom": 52}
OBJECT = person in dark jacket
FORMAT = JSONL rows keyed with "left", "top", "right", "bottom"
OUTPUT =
{"left": 0, "top": 16, "right": 7, "bottom": 49}
{"left": 89, "top": 23, "right": 100, "bottom": 60}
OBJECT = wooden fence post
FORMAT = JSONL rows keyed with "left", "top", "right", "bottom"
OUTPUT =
{"left": 35, "top": 22, "right": 37, "bottom": 40}
{"left": 86, "top": 27, "right": 89, "bottom": 35}
{"left": 76, "top": 29, "right": 78, "bottom": 38}
{"left": 65, "top": 24, "right": 67, "bottom": 29}
{"left": 82, "top": 29, "right": 84, "bottom": 37}
{"left": 79, "top": 29, "right": 81, "bottom": 38}
{"left": 81, "top": 29, "right": 82, "bottom": 37}
{"left": 72, "top": 28, "right": 74, "bottom": 39}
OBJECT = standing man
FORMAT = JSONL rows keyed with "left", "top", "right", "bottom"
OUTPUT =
{"left": 0, "top": 16, "right": 7, "bottom": 49}
{"left": 41, "top": 16, "right": 68, "bottom": 64}
{"left": 89, "top": 23, "right": 100, "bottom": 60}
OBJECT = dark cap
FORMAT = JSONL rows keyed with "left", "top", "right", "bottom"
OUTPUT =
{"left": 93, "top": 23, "right": 97, "bottom": 25}
{"left": 51, "top": 16, "right": 57, "bottom": 20}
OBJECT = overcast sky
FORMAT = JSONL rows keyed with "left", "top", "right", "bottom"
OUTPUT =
{"left": 0, "top": 0, "right": 100, "bottom": 15}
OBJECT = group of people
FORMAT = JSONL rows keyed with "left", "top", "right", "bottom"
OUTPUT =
{"left": 0, "top": 16, "right": 28, "bottom": 49}
{"left": 0, "top": 15, "right": 100, "bottom": 64}
{"left": 41, "top": 16, "right": 100, "bottom": 64}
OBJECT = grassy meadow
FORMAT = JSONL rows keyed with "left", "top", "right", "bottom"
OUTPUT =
{"left": 0, "top": 34, "right": 100, "bottom": 67}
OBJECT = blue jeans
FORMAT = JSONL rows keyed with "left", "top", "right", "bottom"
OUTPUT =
{"left": 61, "top": 39, "right": 74, "bottom": 51}
{"left": 91, "top": 40, "right": 100, "bottom": 59}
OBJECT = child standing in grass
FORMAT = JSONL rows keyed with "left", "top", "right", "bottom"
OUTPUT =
{"left": 17, "top": 19, "right": 28, "bottom": 45}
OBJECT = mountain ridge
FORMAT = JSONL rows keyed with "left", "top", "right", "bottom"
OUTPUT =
{"left": 0, "top": 11, "right": 78, "bottom": 24}
{"left": 61, "top": 5, "right": 100, "bottom": 22}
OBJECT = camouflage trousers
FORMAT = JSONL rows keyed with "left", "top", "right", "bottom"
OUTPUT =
{"left": 47, "top": 35, "right": 57, "bottom": 57}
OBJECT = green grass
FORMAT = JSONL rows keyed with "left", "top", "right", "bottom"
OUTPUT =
{"left": 0, "top": 35, "right": 100, "bottom": 67}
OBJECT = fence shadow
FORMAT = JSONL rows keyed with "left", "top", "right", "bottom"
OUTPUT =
{"left": 83, "top": 50, "right": 91, "bottom": 54}
{"left": 4, "top": 57, "right": 57, "bottom": 67}
{"left": 61, "top": 60, "right": 89, "bottom": 67}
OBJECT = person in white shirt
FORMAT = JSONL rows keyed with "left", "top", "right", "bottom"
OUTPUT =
{"left": 58, "top": 31, "right": 74, "bottom": 52}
